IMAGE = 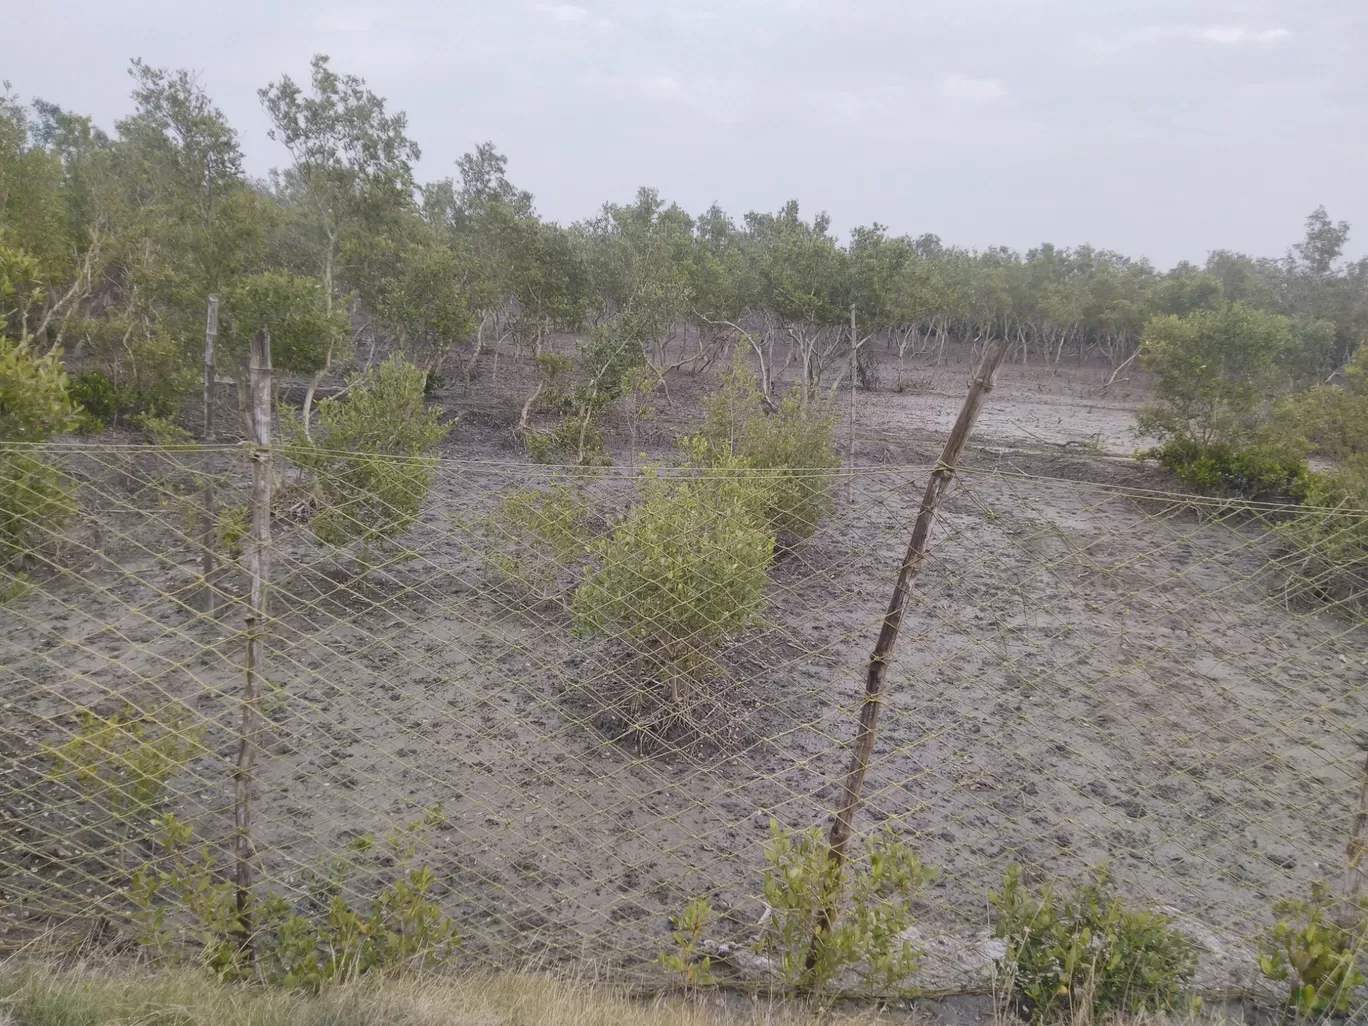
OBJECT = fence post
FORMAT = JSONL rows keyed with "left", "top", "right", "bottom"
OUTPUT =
{"left": 805, "top": 338, "right": 1009, "bottom": 981}
{"left": 198, "top": 295, "right": 219, "bottom": 615}
{"left": 234, "top": 328, "right": 271, "bottom": 960}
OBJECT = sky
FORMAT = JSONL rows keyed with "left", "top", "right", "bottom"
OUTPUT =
{"left": 7, "top": 0, "right": 1367, "bottom": 268}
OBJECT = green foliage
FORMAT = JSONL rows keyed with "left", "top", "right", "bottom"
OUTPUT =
{"left": 129, "top": 810, "right": 458, "bottom": 989}
{"left": 223, "top": 271, "right": 346, "bottom": 374}
{"left": 0, "top": 568, "right": 29, "bottom": 603}
{"left": 757, "top": 821, "right": 938, "bottom": 1000}
{"left": 698, "top": 355, "right": 839, "bottom": 541}
{"left": 527, "top": 326, "right": 646, "bottom": 466}
{"left": 0, "top": 336, "right": 76, "bottom": 566}
{"left": 130, "top": 412, "right": 193, "bottom": 446}
{"left": 1138, "top": 302, "right": 1293, "bottom": 447}
{"left": 571, "top": 446, "right": 773, "bottom": 692}
{"left": 1274, "top": 467, "right": 1368, "bottom": 610}
{"left": 1258, "top": 883, "right": 1366, "bottom": 1018}
{"left": 0, "top": 335, "right": 74, "bottom": 440}
{"left": 45, "top": 703, "right": 203, "bottom": 823}
{"left": 656, "top": 895, "right": 718, "bottom": 991}
{"left": 990, "top": 865, "right": 1197, "bottom": 1023}
{"left": 482, "top": 483, "right": 594, "bottom": 605}
{"left": 0, "top": 447, "right": 73, "bottom": 567}
{"left": 216, "top": 503, "right": 250, "bottom": 561}
{"left": 373, "top": 239, "right": 476, "bottom": 370}
{"left": 285, "top": 355, "right": 447, "bottom": 551}
{"left": 1143, "top": 439, "right": 1308, "bottom": 498}
{"left": 0, "top": 236, "right": 47, "bottom": 336}
{"left": 66, "top": 322, "right": 197, "bottom": 424}
{"left": 1272, "top": 345, "right": 1368, "bottom": 470}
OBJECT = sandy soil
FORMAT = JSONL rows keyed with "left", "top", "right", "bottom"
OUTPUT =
{"left": 2, "top": 343, "right": 1363, "bottom": 999}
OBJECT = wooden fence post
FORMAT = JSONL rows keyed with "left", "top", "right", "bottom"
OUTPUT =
{"left": 198, "top": 295, "right": 219, "bottom": 615}
{"left": 234, "top": 328, "right": 271, "bottom": 960}
{"left": 805, "top": 338, "right": 1010, "bottom": 980}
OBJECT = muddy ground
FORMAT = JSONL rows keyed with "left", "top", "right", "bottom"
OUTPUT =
{"left": 2, "top": 340, "right": 1363, "bottom": 997}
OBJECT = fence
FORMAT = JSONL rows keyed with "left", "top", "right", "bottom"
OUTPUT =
{"left": 2, "top": 429, "right": 1366, "bottom": 1004}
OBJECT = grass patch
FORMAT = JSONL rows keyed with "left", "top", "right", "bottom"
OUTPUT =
{"left": 0, "top": 963, "right": 891, "bottom": 1026}
{"left": 0, "top": 961, "right": 1282, "bottom": 1026}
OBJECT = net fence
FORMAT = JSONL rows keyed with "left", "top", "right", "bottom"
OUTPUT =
{"left": 2, "top": 438, "right": 1365, "bottom": 1002}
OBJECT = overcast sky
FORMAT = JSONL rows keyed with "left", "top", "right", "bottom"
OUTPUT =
{"left": 8, "top": 0, "right": 1367, "bottom": 268}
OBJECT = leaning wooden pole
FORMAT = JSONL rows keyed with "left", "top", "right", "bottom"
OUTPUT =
{"left": 198, "top": 295, "right": 219, "bottom": 615}
{"left": 234, "top": 329, "right": 271, "bottom": 960}
{"left": 806, "top": 338, "right": 1010, "bottom": 976}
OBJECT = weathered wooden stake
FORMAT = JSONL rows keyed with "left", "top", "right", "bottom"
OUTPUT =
{"left": 198, "top": 295, "right": 219, "bottom": 615}
{"left": 806, "top": 338, "right": 1010, "bottom": 976}
{"left": 234, "top": 329, "right": 271, "bottom": 960}
{"left": 1341, "top": 749, "right": 1368, "bottom": 926}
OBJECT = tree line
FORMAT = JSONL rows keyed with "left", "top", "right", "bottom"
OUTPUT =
{"left": 3, "top": 54, "right": 1367, "bottom": 433}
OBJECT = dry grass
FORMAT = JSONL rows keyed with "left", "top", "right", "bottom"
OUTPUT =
{"left": 0, "top": 964, "right": 904, "bottom": 1026}
{"left": 0, "top": 963, "right": 1266, "bottom": 1026}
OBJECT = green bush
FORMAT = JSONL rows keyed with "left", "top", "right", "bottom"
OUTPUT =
{"left": 1143, "top": 438, "right": 1308, "bottom": 499}
{"left": 130, "top": 810, "right": 457, "bottom": 990}
{"left": 1275, "top": 472, "right": 1368, "bottom": 610}
{"left": 286, "top": 355, "right": 448, "bottom": 556}
{"left": 571, "top": 444, "right": 773, "bottom": 701}
{"left": 991, "top": 865, "right": 1197, "bottom": 1023}
{"left": 699, "top": 356, "right": 838, "bottom": 541}
{"left": 1137, "top": 302, "right": 1292, "bottom": 448}
{"left": 45, "top": 703, "right": 203, "bottom": 825}
{"left": 523, "top": 330, "right": 643, "bottom": 466}
{"left": 1258, "top": 882, "right": 1366, "bottom": 1018}
{"left": 482, "top": 483, "right": 594, "bottom": 605}
{"left": 756, "top": 820, "right": 938, "bottom": 1000}
{"left": 65, "top": 322, "right": 196, "bottom": 426}
{"left": 0, "top": 336, "right": 77, "bottom": 568}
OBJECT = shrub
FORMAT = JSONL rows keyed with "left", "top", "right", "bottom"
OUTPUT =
{"left": 1137, "top": 302, "right": 1292, "bottom": 447}
{"left": 657, "top": 895, "right": 718, "bottom": 991}
{"left": 0, "top": 336, "right": 77, "bottom": 568}
{"left": 1274, "top": 470, "right": 1368, "bottom": 610}
{"left": 523, "top": 329, "right": 643, "bottom": 466}
{"left": 991, "top": 865, "right": 1197, "bottom": 1023}
{"left": 482, "top": 483, "right": 594, "bottom": 605}
{"left": 66, "top": 321, "right": 196, "bottom": 425}
{"left": 699, "top": 355, "right": 839, "bottom": 541}
{"left": 1143, "top": 438, "right": 1308, "bottom": 499}
{"left": 45, "top": 703, "right": 204, "bottom": 826}
{"left": 757, "top": 820, "right": 938, "bottom": 1000}
{"left": 285, "top": 355, "right": 448, "bottom": 556}
{"left": 571, "top": 446, "right": 773, "bottom": 702}
{"left": 0, "top": 337, "right": 76, "bottom": 441}
{"left": 1258, "top": 882, "right": 1366, "bottom": 1018}
{"left": 129, "top": 809, "right": 458, "bottom": 989}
